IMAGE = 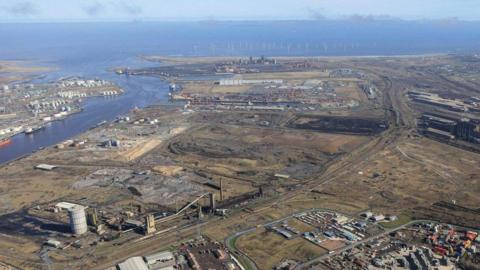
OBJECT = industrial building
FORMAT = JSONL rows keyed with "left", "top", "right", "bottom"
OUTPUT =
{"left": 421, "top": 114, "right": 457, "bottom": 133}
{"left": 408, "top": 91, "right": 469, "bottom": 112}
{"left": 267, "top": 226, "right": 294, "bottom": 239}
{"left": 420, "top": 113, "right": 480, "bottom": 143}
{"left": 68, "top": 205, "right": 88, "bottom": 235}
{"left": 34, "top": 164, "right": 57, "bottom": 171}
{"left": 369, "top": 215, "right": 385, "bottom": 222}
{"left": 144, "top": 251, "right": 176, "bottom": 269}
{"left": 117, "top": 256, "right": 149, "bottom": 270}
{"left": 456, "top": 118, "right": 479, "bottom": 142}
{"left": 409, "top": 90, "right": 480, "bottom": 145}
{"left": 424, "top": 127, "right": 456, "bottom": 140}
{"left": 218, "top": 79, "right": 284, "bottom": 86}
{"left": 116, "top": 251, "right": 176, "bottom": 270}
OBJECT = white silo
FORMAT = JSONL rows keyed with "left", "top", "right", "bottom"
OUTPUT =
{"left": 68, "top": 205, "right": 88, "bottom": 235}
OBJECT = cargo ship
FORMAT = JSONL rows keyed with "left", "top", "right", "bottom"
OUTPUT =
{"left": 24, "top": 126, "right": 45, "bottom": 135}
{"left": 0, "top": 138, "right": 12, "bottom": 148}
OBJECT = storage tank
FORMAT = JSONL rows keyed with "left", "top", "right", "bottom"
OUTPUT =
{"left": 68, "top": 205, "right": 88, "bottom": 235}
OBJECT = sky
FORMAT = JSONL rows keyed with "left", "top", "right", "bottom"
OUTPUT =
{"left": 1, "top": 0, "right": 480, "bottom": 22}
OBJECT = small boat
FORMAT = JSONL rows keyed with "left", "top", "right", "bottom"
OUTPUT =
{"left": 0, "top": 138, "right": 12, "bottom": 148}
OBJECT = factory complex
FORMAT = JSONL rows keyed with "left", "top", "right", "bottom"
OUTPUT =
{"left": 0, "top": 55, "right": 480, "bottom": 270}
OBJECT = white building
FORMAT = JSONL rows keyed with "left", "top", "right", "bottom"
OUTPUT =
{"left": 118, "top": 256, "right": 149, "bottom": 270}
{"left": 369, "top": 215, "right": 385, "bottom": 222}
{"left": 144, "top": 251, "right": 177, "bottom": 270}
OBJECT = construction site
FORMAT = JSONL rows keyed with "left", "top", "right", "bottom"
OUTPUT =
{"left": 0, "top": 55, "right": 479, "bottom": 270}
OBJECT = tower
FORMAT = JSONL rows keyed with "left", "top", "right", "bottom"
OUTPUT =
{"left": 209, "top": 193, "right": 216, "bottom": 211}
{"left": 145, "top": 214, "right": 156, "bottom": 235}
{"left": 86, "top": 208, "right": 98, "bottom": 227}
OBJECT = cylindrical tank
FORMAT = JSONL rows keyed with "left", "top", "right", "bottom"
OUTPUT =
{"left": 68, "top": 205, "right": 88, "bottom": 235}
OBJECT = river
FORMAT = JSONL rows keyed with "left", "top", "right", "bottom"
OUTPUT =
{"left": 0, "top": 55, "right": 170, "bottom": 164}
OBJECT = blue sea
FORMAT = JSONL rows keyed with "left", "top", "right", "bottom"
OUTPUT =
{"left": 2, "top": 20, "right": 480, "bottom": 62}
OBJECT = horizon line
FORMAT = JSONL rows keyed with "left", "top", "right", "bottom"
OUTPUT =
{"left": 1, "top": 17, "right": 479, "bottom": 24}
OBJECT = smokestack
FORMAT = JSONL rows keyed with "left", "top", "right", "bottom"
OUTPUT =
{"left": 220, "top": 179, "right": 224, "bottom": 201}
{"left": 209, "top": 193, "right": 216, "bottom": 211}
{"left": 197, "top": 203, "right": 203, "bottom": 219}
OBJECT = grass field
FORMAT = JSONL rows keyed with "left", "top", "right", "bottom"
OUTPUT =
{"left": 236, "top": 228, "right": 328, "bottom": 270}
{"left": 226, "top": 236, "right": 257, "bottom": 270}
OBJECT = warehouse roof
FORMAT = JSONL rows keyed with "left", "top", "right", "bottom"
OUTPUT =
{"left": 118, "top": 257, "right": 148, "bottom": 270}
{"left": 34, "top": 164, "right": 57, "bottom": 171}
{"left": 144, "top": 251, "right": 174, "bottom": 265}
{"left": 55, "top": 202, "right": 82, "bottom": 211}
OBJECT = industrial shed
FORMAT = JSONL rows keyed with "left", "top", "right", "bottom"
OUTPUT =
{"left": 117, "top": 256, "right": 149, "bottom": 270}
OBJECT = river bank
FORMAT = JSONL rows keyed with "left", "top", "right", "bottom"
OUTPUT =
{"left": 0, "top": 65, "right": 170, "bottom": 164}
